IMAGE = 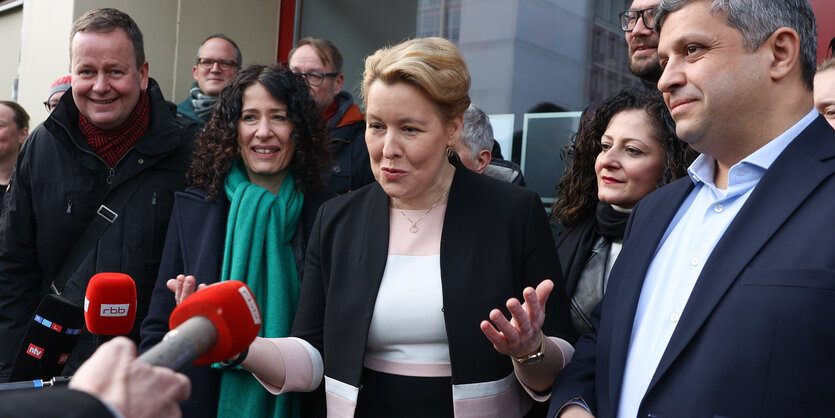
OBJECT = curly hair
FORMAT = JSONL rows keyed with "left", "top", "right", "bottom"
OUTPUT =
{"left": 188, "top": 64, "right": 331, "bottom": 199}
{"left": 551, "top": 87, "right": 697, "bottom": 228}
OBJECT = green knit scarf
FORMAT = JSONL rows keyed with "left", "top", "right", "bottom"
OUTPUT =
{"left": 215, "top": 159, "right": 303, "bottom": 418}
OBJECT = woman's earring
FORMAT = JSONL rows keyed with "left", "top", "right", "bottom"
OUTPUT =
{"left": 446, "top": 146, "right": 454, "bottom": 158}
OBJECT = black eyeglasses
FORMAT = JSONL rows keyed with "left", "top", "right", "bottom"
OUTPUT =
{"left": 43, "top": 100, "right": 60, "bottom": 112}
{"left": 295, "top": 71, "right": 339, "bottom": 87}
{"left": 619, "top": 7, "right": 656, "bottom": 32}
{"left": 196, "top": 58, "right": 240, "bottom": 71}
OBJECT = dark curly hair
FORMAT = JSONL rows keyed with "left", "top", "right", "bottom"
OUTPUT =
{"left": 551, "top": 87, "right": 697, "bottom": 228}
{"left": 188, "top": 64, "right": 331, "bottom": 199}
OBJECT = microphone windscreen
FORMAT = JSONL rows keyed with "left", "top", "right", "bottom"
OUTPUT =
{"left": 169, "top": 280, "right": 261, "bottom": 365}
{"left": 9, "top": 294, "right": 84, "bottom": 381}
{"left": 84, "top": 273, "right": 137, "bottom": 335}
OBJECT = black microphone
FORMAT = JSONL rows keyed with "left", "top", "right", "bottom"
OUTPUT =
{"left": 8, "top": 294, "right": 84, "bottom": 381}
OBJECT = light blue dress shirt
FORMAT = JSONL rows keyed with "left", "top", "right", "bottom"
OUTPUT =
{"left": 615, "top": 109, "right": 818, "bottom": 418}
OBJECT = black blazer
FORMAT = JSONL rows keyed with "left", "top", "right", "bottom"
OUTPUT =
{"left": 549, "top": 115, "right": 835, "bottom": 417}
{"left": 292, "top": 161, "right": 573, "bottom": 413}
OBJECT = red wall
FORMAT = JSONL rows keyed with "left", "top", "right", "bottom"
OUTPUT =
{"left": 811, "top": 0, "right": 835, "bottom": 62}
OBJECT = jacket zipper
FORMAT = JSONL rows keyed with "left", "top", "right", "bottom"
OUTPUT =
{"left": 51, "top": 116, "right": 135, "bottom": 185}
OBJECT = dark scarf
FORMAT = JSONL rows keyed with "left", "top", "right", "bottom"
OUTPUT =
{"left": 557, "top": 202, "right": 630, "bottom": 297}
{"left": 79, "top": 91, "right": 150, "bottom": 167}
{"left": 595, "top": 201, "right": 630, "bottom": 240}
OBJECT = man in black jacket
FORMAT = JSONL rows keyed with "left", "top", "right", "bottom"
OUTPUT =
{"left": 0, "top": 8, "right": 199, "bottom": 381}
{"left": 288, "top": 37, "right": 374, "bottom": 195}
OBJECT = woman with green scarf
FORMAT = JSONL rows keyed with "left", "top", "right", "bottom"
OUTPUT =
{"left": 139, "top": 64, "right": 334, "bottom": 418}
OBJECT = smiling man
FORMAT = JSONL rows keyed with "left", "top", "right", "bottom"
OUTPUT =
{"left": 0, "top": 8, "right": 199, "bottom": 381}
{"left": 620, "top": 0, "right": 663, "bottom": 85}
{"left": 178, "top": 34, "right": 241, "bottom": 125}
{"left": 551, "top": 0, "right": 835, "bottom": 417}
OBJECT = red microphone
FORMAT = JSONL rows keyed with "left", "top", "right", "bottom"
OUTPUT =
{"left": 84, "top": 273, "right": 137, "bottom": 335}
{"left": 137, "top": 281, "right": 261, "bottom": 370}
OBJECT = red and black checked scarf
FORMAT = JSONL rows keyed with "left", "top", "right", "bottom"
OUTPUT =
{"left": 78, "top": 91, "right": 150, "bottom": 167}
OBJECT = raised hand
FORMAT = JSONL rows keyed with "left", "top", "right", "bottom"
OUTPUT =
{"left": 480, "top": 279, "right": 553, "bottom": 358}
{"left": 166, "top": 274, "right": 207, "bottom": 305}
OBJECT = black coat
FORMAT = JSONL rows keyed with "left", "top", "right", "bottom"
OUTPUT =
{"left": 291, "top": 160, "right": 574, "bottom": 416}
{"left": 0, "top": 79, "right": 199, "bottom": 380}
{"left": 325, "top": 91, "right": 375, "bottom": 195}
{"left": 139, "top": 185, "right": 333, "bottom": 418}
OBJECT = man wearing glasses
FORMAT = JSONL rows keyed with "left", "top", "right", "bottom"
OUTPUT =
{"left": 178, "top": 34, "right": 242, "bottom": 125}
{"left": 620, "top": 0, "right": 662, "bottom": 85}
{"left": 288, "top": 37, "right": 374, "bottom": 195}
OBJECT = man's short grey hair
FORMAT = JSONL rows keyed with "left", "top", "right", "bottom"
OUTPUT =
{"left": 197, "top": 34, "right": 243, "bottom": 66}
{"left": 656, "top": 0, "right": 817, "bottom": 89}
{"left": 460, "top": 104, "right": 494, "bottom": 159}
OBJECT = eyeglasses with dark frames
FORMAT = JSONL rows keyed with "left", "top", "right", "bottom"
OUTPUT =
{"left": 619, "top": 7, "right": 657, "bottom": 32}
{"left": 43, "top": 101, "right": 60, "bottom": 113}
{"left": 196, "top": 58, "right": 240, "bottom": 71}
{"left": 294, "top": 70, "right": 340, "bottom": 87}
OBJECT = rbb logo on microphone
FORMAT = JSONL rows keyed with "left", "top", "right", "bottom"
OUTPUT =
{"left": 100, "top": 304, "right": 130, "bottom": 317}
{"left": 26, "top": 343, "right": 44, "bottom": 359}
{"left": 85, "top": 273, "right": 137, "bottom": 335}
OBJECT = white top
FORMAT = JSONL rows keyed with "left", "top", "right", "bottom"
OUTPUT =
{"left": 364, "top": 204, "right": 452, "bottom": 377}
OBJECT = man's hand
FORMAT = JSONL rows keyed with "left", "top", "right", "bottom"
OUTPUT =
{"left": 70, "top": 337, "right": 190, "bottom": 418}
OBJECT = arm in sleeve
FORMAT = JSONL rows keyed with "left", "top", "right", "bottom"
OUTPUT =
{"left": 0, "top": 388, "right": 117, "bottom": 418}
{"left": 138, "top": 199, "right": 185, "bottom": 353}
{"left": 0, "top": 151, "right": 43, "bottom": 382}
{"left": 548, "top": 298, "right": 603, "bottom": 416}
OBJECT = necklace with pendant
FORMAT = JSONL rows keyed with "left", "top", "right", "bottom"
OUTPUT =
{"left": 390, "top": 189, "right": 449, "bottom": 233}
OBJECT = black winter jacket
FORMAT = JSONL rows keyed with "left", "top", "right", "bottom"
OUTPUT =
{"left": 0, "top": 79, "right": 199, "bottom": 380}
{"left": 325, "top": 91, "right": 374, "bottom": 195}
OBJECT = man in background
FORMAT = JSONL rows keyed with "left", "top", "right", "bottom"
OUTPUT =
{"left": 288, "top": 37, "right": 374, "bottom": 194}
{"left": 620, "top": 0, "right": 662, "bottom": 85}
{"left": 454, "top": 104, "right": 525, "bottom": 185}
{"left": 44, "top": 75, "right": 71, "bottom": 114}
{"left": 178, "top": 34, "right": 241, "bottom": 125}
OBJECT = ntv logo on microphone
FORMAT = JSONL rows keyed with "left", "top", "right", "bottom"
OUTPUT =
{"left": 100, "top": 304, "right": 130, "bottom": 317}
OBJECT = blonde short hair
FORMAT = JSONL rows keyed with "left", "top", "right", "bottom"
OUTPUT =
{"left": 362, "top": 37, "right": 471, "bottom": 121}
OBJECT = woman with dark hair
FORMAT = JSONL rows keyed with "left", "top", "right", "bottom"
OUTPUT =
{"left": 551, "top": 87, "right": 696, "bottom": 336}
{"left": 140, "top": 64, "right": 333, "bottom": 418}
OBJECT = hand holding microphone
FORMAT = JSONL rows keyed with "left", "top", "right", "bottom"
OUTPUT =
{"left": 138, "top": 280, "right": 262, "bottom": 371}
{"left": 69, "top": 337, "right": 191, "bottom": 418}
